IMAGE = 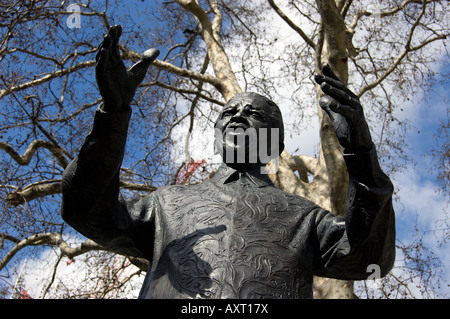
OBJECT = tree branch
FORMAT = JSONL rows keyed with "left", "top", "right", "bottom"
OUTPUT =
{"left": 288, "top": 154, "right": 319, "bottom": 182}
{"left": 5, "top": 179, "right": 157, "bottom": 206}
{"left": 267, "top": 0, "right": 316, "bottom": 48}
{"left": 0, "top": 60, "right": 95, "bottom": 100}
{"left": 154, "top": 59, "right": 223, "bottom": 89}
{"left": 357, "top": 1, "right": 447, "bottom": 97}
{"left": 141, "top": 81, "right": 225, "bottom": 106}
{"left": 175, "top": 0, "right": 242, "bottom": 100}
{"left": 123, "top": 48, "right": 225, "bottom": 94}
{"left": 119, "top": 180, "right": 157, "bottom": 193}
{"left": 6, "top": 181, "right": 62, "bottom": 206}
{"left": 347, "top": 0, "right": 440, "bottom": 35}
{"left": 0, "top": 232, "right": 107, "bottom": 271}
{"left": 0, "top": 139, "right": 68, "bottom": 168}
{"left": 0, "top": 231, "right": 149, "bottom": 273}
{"left": 210, "top": 0, "right": 223, "bottom": 44}
{"left": 339, "top": 0, "right": 352, "bottom": 18}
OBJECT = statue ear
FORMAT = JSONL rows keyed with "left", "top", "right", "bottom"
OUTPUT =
{"left": 279, "top": 141, "right": 285, "bottom": 155}
{"left": 213, "top": 142, "right": 220, "bottom": 155}
{"left": 213, "top": 129, "right": 223, "bottom": 157}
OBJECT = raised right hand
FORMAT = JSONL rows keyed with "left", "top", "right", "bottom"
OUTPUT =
{"left": 314, "top": 63, "right": 373, "bottom": 153}
{"left": 95, "top": 25, "right": 159, "bottom": 112}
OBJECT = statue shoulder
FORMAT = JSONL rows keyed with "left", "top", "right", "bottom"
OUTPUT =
{"left": 266, "top": 185, "right": 320, "bottom": 210}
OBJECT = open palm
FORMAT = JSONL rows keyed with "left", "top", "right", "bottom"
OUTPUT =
{"left": 95, "top": 25, "right": 159, "bottom": 112}
{"left": 314, "top": 64, "right": 372, "bottom": 153}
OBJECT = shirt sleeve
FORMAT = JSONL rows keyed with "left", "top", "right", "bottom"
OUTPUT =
{"left": 312, "top": 145, "right": 396, "bottom": 280}
{"left": 61, "top": 106, "right": 156, "bottom": 260}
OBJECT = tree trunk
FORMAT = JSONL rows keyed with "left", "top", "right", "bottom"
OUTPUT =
{"left": 176, "top": 0, "right": 242, "bottom": 100}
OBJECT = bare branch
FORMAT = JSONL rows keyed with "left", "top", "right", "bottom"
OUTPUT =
{"left": 4, "top": 178, "right": 157, "bottom": 206}
{"left": 288, "top": 154, "right": 319, "bottom": 182}
{"left": 141, "top": 81, "right": 225, "bottom": 106}
{"left": 175, "top": 0, "right": 242, "bottom": 100}
{"left": 1, "top": 230, "right": 149, "bottom": 273}
{"left": 123, "top": 48, "right": 225, "bottom": 93}
{"left": 347, "top": 0, "right": 441, "bottom": 35}
{"left": 6, "top": 181, "right": 62, "bottom": 206}
{"left": 210, "top": 0, "right": 223, "bottom": 43}
{"left": 267, "top": 0, "right": 316, "bottom": 48}
{"left": 119, "top": 180, "right": 157, "bottom": 193}
{"left": 0, "top": 60, "right": 95, "bottom": 100}
{"left": 357, "top": 1, "right": 447, "bottom": 97}
{"left": 153, "top": 59, "right": 222, "bottom": 88}
{"left": 0, "top": 232, "right": 107, "bottom": 272}
{"left": 339, "top": 0, "right": 352, "bottom": 18}
{"left": 0, "top": 139, "right": 68, "bottom": 168}
{"left": 40, "top": 254, "right": 62, "bottom": 299}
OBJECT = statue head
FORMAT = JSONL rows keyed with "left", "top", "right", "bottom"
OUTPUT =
{"left": 214, "top": 92, "right": 285, "bottom": 171}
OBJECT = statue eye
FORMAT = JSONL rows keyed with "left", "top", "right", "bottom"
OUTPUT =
{"left": 221, "top": 109, "right": 236, "bottom": 118}
{"left": 249, "top": 111, "right": 263, "bottom": 120}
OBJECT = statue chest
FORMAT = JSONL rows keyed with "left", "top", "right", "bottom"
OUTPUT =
{"left": 147, "top": 181, "right": 316, "bottom": 298}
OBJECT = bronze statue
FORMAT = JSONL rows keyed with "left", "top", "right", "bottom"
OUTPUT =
{"left": 62, "top": 25, "right": 395, "bottom": 299}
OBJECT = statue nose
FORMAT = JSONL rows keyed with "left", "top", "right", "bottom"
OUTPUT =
{"left": 230, "top": 113, "right": 248, "bottom": 127}
{"left": 232, "top": 109, "right": 243, "bottom": 118}
{"left": 231, "top": 106, "right": 247, "bottom": 120}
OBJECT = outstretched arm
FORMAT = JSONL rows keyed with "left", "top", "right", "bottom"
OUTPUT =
{"left": 312, "top": 64, "right": 396, "bottom": 279}
{"left": 61, "top": 25, "right": 159, "bottom": 259}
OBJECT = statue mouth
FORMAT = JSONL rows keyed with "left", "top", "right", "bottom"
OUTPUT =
{"left": 222, "top": 123, "right": 257, "bottom": 153}
{"left": 225, "top": 121, "right": 250, "bottom": 131}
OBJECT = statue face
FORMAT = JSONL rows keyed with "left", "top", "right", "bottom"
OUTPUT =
{"left": 214, "top": 92, "right": 284, "bottom": 170}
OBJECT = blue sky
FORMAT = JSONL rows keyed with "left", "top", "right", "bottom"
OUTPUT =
{"left": 383, "top": 61, "right": 449, "bottom": 297}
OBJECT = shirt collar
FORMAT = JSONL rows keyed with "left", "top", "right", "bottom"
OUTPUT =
{"left": 211, "top": 164, "right": 274, "bottom": 188}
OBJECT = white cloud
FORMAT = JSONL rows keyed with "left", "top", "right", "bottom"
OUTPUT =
{"left": 395, "top": 165, "right": 447, "bottom": 224}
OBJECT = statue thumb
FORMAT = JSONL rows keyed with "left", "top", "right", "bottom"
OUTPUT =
{"left": 142, "top": 48, "right": 160, "bottom": 63}
{"left": 129, "top": 48, "right": 160, "bottom": 83}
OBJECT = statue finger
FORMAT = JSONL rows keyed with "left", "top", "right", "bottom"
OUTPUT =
{"left": 315, "top": 63, "right": 358, "bottom": 99}
{"left": 319, "top": 95, "right": 351, "bottom": 117}
{"left": 95, "top": 48, "right": 108, "bottom": 77}
{"left": 318, "top": 95, "right": 336, "bottom": 118}
{"left": 315, "top": 74, "right": 357, "bottom": 99}
{"left": 109, "top": 25, "right": 122, "bottom": 55}
{"left": 321, "top": 63, "right": 342, "bottom": 82}
{"left": 106, "top": 25, "right": 123, "bottom": 67}
{"left": 109, "top": 25, "right": 122, "bottom": 45}
{"left": 142, "top": 48, "right": 160, "bottom": 63}
{"left": 320, "top": 82, "right": 357, "bottom": 108}
{"left": 95, "top": 33, "right": 112, "bottom": 63}
{"left": 327, "top": 99, "right": 353, "bottom": 118}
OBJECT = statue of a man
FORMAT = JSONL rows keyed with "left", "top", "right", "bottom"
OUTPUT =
{"left": 62, "top": 25, "right": 395, "bottom": 299}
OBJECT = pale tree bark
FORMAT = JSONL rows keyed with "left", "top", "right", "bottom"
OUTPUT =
{"left": 176, "top": 0, "right": 243, "bottom": 100}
